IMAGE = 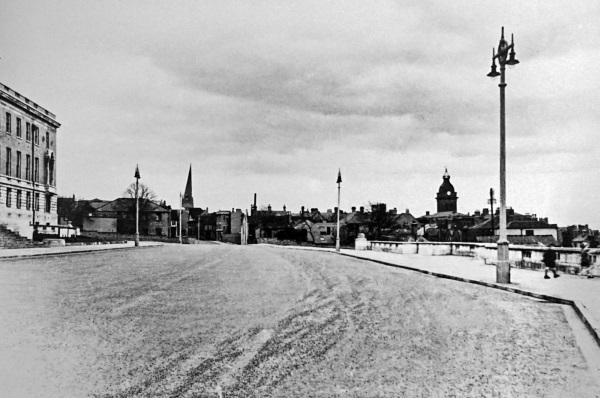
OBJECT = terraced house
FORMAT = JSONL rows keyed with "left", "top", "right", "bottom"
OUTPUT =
{"left": 0, "top": 83, "right": 60, "bottom": 239}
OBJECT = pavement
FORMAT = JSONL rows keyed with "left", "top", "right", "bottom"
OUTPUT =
{"left": 268, "top": 245, "right": 600, "bottom": 347}
{"left": 0, "top": 240, "right": 164, "bottom": 259}
{"left": 1, "top": 241, "right": 598, "bottom": 347}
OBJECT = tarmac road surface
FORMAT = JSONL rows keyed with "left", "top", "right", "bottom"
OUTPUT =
{"left": 0, "top": 244, "right": 598, "bottom": 397}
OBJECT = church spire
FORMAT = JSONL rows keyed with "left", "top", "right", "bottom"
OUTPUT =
{"left": 182, "top": 165, "right": 194, "bottom": 209}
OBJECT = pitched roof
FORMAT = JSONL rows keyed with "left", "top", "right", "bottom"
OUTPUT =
{"left": 507, "top": 220, "right": 557, "bottom": 229}
{"left": 419, "top": 211, "right": 469, "bottom": 219}
{"left": 477, "top": 235, "right": 558, "bottom": 246}
{"left": 88, "top": 200, "right": 111, "bottom": 210}
{"left": 342, "top": 211, "right": 370, "bottom": 225}
{"left": 95, "top": 198, "right": 169, "bottom": 213}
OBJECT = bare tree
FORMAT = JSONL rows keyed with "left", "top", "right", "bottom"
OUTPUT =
{"left": 123, "top": 182, "right": 157, "bottom": 212}
{"left": 297, "top": 216, "right": 317, "bottom": 243}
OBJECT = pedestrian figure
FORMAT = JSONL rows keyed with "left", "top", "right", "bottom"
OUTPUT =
{"left": 543, "top": 247, "right": 560, "bottom": 279}
{"left": 579, "top": 242, "right": 595, "bottom": 278}
{"left": 581, "top": 243, "right": 591, "bottom": 268}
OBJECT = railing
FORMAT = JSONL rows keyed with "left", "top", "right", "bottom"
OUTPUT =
{"left": 36, "top": 224, "right": 79, "bottom": 238}
{"left": 358, "top": 239, "right": 594, "bottom": 275}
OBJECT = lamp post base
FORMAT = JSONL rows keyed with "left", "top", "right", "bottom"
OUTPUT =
{"left": 496, "top": 241, "right": 510, "bottom": 283}
{"left": 135, "top": 233, "right": 140, "bottom": 247}
{"left": 336, "top": 238, "right": 340, "bottom": 253}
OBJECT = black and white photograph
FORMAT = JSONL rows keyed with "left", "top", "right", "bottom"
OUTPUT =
{"left": 1, "top": 1, "right": 599, "bottom": 396}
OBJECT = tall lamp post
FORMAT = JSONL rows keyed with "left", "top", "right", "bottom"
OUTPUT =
{"left": 336, "top": 169, "right": 342, "bottom": 252}
{"left": 134, "top": 165, "right": 140, "bottom": 247}
{"left": 487, "top": 27, "right": 519, "bottom": 283}
{"left": 488, "top": 188, "right": 496, "bottom": 237}
{"left": 179, "top": 192, "right": 183, "bottom": 244}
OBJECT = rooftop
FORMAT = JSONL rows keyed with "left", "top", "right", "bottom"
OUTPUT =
{"left": 0, "top": 83, "right": 60, "bottom": 127}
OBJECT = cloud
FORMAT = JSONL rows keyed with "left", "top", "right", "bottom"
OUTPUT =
{"left": 3, "top": 0, "right": 600, "bottom": 227}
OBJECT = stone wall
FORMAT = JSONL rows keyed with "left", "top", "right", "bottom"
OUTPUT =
{"left": 222, "top": 233, "right": 241, "bottom": 244}
{"left": 365, "top": 240, "right": 593, "bottom": 275}
{"left": 81, "top": 231, "right": 180, "bottom": 244}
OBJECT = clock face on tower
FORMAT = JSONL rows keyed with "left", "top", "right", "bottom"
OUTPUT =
{"left": 447, "top": 191, "right": 451, "bottom": 196}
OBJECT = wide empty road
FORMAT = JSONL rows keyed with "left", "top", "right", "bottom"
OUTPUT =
{"left": 0, "top": 244, "right": 598, "bottom": 397}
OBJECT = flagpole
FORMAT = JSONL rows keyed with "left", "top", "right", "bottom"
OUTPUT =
{"left": 336, "top": 169, "right": 342, "bottom": 253}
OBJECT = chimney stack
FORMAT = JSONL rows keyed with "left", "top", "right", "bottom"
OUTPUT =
{"left": 283, "top": 204, "right": 286, "bottom": 212}
{"left": 268, "top": 204, "right": 272, "bottom": 212}
{"left": 352, "top": 206, "right": 356, "bottom": 212}
{"left": 360, "top": 206, "right": 364, "bottom": 213}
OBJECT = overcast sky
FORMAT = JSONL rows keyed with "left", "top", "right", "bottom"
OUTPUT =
{"left": 2, "top": 1, "right": 599, "bottom": 228}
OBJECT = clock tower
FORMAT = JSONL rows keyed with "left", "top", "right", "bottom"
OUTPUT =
{"left": 436, "top": 168, "right": 458, "bottom": 213}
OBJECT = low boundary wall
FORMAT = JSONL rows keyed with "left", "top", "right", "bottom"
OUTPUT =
{"left": 364, "top": 240, "right": 594, "bottom": 275}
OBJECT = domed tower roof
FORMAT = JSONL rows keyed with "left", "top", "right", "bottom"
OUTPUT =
{"left": 436, "top": 168, "right": 458, "bottom": 213}
{"left": 438, "top": 168, "right": 455, "bottom": 194}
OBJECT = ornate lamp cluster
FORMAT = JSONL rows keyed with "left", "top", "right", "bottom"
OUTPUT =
{"left": 485, "top": 26, "right": 520, "bottom": 284}
{"left": 487, "top": 27, "right": 519, "bottom": 77}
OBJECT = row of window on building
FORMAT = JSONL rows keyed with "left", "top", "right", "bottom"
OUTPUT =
{"left": 5, "top": 112, "right": 51, "bottom": 148}
{"left": 1, "top": 147, "right": 54, "bottom": 185}
{"left": 2, "top": 188, "right": 52, "bottom": 213}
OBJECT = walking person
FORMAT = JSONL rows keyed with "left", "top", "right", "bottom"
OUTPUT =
{"left": 543, "top": 247, "right": 560, "bottom": 279}
{"left": 579, "top": 242, "right": 595, "bottom": 279}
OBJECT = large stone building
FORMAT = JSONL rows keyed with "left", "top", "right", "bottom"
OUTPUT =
{"left": 0, "top": 83, "right": 60, "bottom": 238}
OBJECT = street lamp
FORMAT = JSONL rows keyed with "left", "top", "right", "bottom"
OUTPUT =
{"left": 336, "top": 169, "right": 342, "bottom": 252}
{"left": 134, "top": 165, "right": 140, "bottom": 247}
{"left": 179, "top": 192, "right": 183, "bottom": 244}
{"left": 488, "top": 188, "right": 496, "bottom": 237}
{"left": 487, "top": 27, "right": 519, "bottom": 283}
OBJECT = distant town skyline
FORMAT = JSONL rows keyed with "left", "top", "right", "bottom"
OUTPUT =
{"left": 2, "top": 1, "right": 599, "bottom": 229}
